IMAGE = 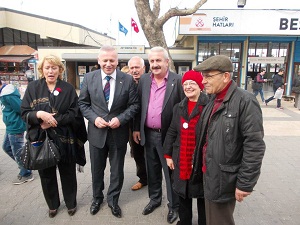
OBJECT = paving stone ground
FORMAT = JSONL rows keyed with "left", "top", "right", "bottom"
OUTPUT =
{"left": 0, "top": 89, "right": 300, "bottom": 225}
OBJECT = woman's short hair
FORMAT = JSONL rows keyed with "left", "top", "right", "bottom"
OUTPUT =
{"left": 37, "top": 55, "right": 65, "bottom": 80}
{"left": 121, "top": 65, "right": 130, "bottom": 74}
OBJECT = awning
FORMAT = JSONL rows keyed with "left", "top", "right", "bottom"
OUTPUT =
{"left": 0, "top": 45, "right": 37, "bottom": 55}
{"left": 0, "top": 56, "right": 33, "bottom": 63}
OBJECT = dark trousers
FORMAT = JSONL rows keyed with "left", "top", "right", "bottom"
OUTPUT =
{"left": 178, "top": 196, "right": 206, "bottom": 225}
{"left": 38, "top": 161, "right": 77, "bottom": 210}
{"left": 89, "top": 131, "right": 127, "bottom": 207}
{"left": 144, "top": 128, "right": 179, "bottom": 210}
{"left": 205, "top": 199, "right": 236, "bottom": 225}
{"left": 129, "top": 127, "right": 147, "bottom": 185}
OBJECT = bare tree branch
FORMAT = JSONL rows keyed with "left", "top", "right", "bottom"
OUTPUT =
{"left": 134, "top": 0, "right": 208, "bottom": 72}
{"left": 157, "top": 0, "right": 207, "bottom": 26}
{"left": 152, "top": 0, "right": 161, "bottom": 18}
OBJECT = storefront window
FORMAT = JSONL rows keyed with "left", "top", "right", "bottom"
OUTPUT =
{"left": 248, "top": 42, "right": 289, "bottom": 76}
{"left": 293, "top": 64, "right": 300, "bottom": 81}
{"left": 198, "top": 42, "right": 241, "bottom": 63}
{"left": 198, "top": 43, "right": 219, "bottom": 62}
{"left": 198, "top": 42, "right": 241, "bottom": 82}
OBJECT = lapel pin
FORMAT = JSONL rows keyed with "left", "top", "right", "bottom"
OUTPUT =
{"left": 183, "top": 122, "right": 188, "bottom": 129}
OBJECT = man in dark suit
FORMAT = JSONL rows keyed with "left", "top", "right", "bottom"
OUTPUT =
{"left": 78, "top": 45, "right": 139, "bottom": 218}
{"left": 133, "top": 46, "right": 184, "bottom": 224}
{"left": 128, "top": 56, "right": 148, "bottom": 191}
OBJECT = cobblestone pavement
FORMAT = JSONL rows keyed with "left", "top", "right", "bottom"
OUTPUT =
{"left": 0, "top": 91, "right": 300, "bottom": 225}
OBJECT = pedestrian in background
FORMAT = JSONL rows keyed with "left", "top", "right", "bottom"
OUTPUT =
{"left": 21, "top": 55, "right": 87, "bottom": 218}
{"left": 78, "top": 45, "right": 140, "bottom": 218}
{"left": 193, "top": 55, "right": 265, "bottom": 225}
{"left": 253, "top": 68, "right": 267, "bottom": 103}
{"left": 0, "top": 80, "right": 34, "bottom": 185}
{"left": 292, "top": 70, "right": 300, "bottom": 109}
{"left": 91, "top": 64, "right": 99, "bottom": 71}
{"left": 164, "top": 70, "right": 208, "bottom": 225}
{"left": 133, "top": 46, "right": 184, "bottom": 224}
{"left": 128, "top": 56, "right": 148, "bottom": 191}
{"left": 265, "top": 68, "right": 286, "bottom": 109}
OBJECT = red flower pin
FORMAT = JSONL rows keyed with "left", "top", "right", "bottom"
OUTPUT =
{"left": 53, "top": 87, "right": 62, "bottom": 96}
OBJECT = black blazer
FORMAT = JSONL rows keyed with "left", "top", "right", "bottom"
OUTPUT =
{"left": 135, "top": 71, "right": 184, "bottom": 146}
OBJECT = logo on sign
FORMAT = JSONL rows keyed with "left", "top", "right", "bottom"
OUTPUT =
{"left": 195, "top": 18, "right": 204, "bottom": 27}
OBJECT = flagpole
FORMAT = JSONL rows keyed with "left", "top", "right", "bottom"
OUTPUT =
{"left": 131, "top": 28, "right": 132, "bottom": 45}
{"left": 118, "top": 21, "right": 119, "bottom": 45}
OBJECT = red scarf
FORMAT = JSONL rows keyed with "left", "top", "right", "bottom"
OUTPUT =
{"left": 179, "top": 100, "right": 203, "bottom": 180}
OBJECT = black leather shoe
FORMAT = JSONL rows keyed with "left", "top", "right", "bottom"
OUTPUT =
{"left": 90, "top": 201, "right": 102, "bottom": 215}
{"left": 142, "top": 203, "right": 161, "bottom": 215}
{"left": 167, "top": 210, "right": 178, "bottom": 224}
{"left": 68, "top": 207, "right": 77, "bottom": 216}
{"left": 109, "top": 205, "right": 122, "bottom": 218}
{"left": 48, "top": 209, "right": 57, "bottom": 218}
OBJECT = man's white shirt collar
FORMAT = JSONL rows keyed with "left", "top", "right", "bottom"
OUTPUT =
{"left": 101, "top": 70, "right": 117, "bottom": 80}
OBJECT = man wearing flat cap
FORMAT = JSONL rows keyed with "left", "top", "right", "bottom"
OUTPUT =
{"left": 191, "top": 55, "right": 266, "bottom": 225}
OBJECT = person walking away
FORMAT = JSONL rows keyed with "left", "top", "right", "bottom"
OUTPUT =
{"left": 265, "top": 68, "right": 286, "bottom": 109}
{"left": 133, "top": 46, "right": 184, "bottom": 224}
{"left": 128, "top": 56, "right": 148, "bottom": 191}
{"left": 78, "top": 45, "right": 140, "bottom": 218}
{"left": 292, "top": 70, "right": 300, "bottom": 109}
{"left": 193, "top": 55, "right": 266, "bottom": 225}
{"left": 164, "top": 70, "right": 208, "bottom": 225}
{"left": 21, "top": 55, "right": 87, "bottom": 218}
{"left": 0, "top": 80, "right": 34, "bottom": 185}
{"left": 253, "top": 69, "right": 267, "bottom": 103}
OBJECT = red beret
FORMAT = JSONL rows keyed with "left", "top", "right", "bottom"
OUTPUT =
{"left": 181, "top": 70, "right": 204, "bottom": 90}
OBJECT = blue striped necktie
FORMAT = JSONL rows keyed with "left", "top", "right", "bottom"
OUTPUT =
{"left": 103, "top": 76, "right": 111, "bottom": 104}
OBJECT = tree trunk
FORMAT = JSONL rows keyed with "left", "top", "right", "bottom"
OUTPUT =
{"left": 134, "top": 0, "right": 207, "bottom": 73}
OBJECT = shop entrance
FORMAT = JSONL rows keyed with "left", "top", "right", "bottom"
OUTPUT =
{"left": 197, "top": 42, "right": 242, "bottom": 84}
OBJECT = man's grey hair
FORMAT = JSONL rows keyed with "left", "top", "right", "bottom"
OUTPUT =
{"left": 148, "top": 46, "right": 169, "bottom": 60}
{"left": 98, "top": 45, "right": 118, "bottom": 59}
{"left": 128, "top": 56, "right": 145, "bottom": 67}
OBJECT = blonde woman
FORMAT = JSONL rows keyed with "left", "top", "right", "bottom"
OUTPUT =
{"left": 21, "top": 55, "right": 87, "bottom": 218}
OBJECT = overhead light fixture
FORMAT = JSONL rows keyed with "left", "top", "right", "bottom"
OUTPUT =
{"left": 237, "top": 0, "right": 247, "bottom": 8}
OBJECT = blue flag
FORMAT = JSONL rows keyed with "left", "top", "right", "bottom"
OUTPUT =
{"left": 119, "top": 22, "right": 128, "bottom": 36}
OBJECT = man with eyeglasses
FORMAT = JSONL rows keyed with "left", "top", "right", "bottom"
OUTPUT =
{"left": 191, "top": 55, "right": 266, "bottom": 225}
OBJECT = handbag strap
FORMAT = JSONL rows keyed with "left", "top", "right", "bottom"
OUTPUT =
{"left": 26, "top": 113, "right": 29, "bottom": 133}
{"left": 24, "top": 113, "right": 30, "bottom": 140}
{"left": 24, "top": 113, "right": 49, "bottom": 141}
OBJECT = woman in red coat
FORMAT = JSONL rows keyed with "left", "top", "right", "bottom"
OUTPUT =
{"left": 163, "top": 70, "right": 208, "bottom": 225}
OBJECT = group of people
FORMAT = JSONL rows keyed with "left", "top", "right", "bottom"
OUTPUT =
{"left": 252, "top": 68, "right": 287, "bottom": 109}
{"left": 0, "top": 45, "right": 266, "bottom": 225}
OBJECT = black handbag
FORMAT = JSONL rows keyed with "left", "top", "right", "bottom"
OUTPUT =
{"left": 20, "top": 114, "right": 61, "bottom": 170}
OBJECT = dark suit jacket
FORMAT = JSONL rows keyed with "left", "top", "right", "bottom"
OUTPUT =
{"left": 135, "top": 71, "right": 184, "bottom": 146}
{"left": 78, "top": 69, "right": 140, "bottom": 149}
